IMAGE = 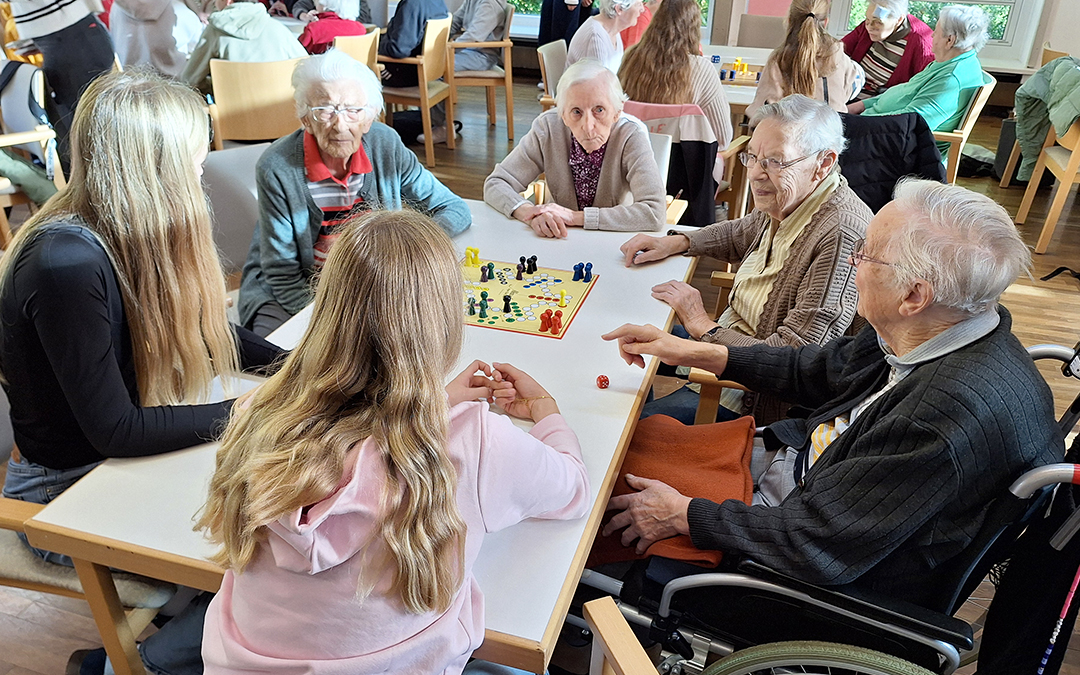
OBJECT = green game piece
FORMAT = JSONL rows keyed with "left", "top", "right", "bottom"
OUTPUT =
{"left": 480, "top": 290, "right": 488, "bottom": 301}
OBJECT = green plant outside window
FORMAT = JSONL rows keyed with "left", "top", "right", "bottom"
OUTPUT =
{"left": 846, "top": 0, "right": 1010, "bottom": 41}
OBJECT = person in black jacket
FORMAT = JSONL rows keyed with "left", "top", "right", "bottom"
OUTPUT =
{"left": 0, "top": 70, "right": 284, "bottom": 546}
{"left": 378, "top": 0, "right": 448, "bottom": 87}
{"left": 600, "top": 178, "right": 1063, "bottom": 609}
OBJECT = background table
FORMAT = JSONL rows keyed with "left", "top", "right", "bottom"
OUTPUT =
{"left": 25, "top": 200, "right": 697, "bottom": 675}
{"left": 704, "top": 44, "right": 773, "bottom": 128}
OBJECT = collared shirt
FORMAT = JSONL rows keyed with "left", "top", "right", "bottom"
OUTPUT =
{"left": 804, "top": 307, "right": 1002, "bottom": 472}
{"left": 304, "top": 131, "right": 373, "bottom": 269}
{"left": 857, "top": 16, "right": 911, "bottom": 100}
{"left": 568, "top": 138, "right": 607, "bottom": 209}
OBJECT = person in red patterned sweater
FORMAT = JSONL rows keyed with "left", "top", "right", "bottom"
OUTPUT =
{"left": 298, "top": 0, "right": 366, "bottom": 54}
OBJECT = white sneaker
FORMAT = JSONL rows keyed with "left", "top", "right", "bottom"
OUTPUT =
{"left": 537, "top": 81, "right": 546, "bottom": 89}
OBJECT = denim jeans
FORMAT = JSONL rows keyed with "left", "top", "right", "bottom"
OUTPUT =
{"left": 2, "top": 455, "right": 100, "bottom": 565}
{"left": 104, "top": 592, "right": 212, "bottom": 675}
{"left": 641, "top": 325, "right": 741, "bottom": 425}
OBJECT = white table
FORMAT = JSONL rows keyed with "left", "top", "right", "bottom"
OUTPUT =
{"left": 25, "top": 200, "right": 697, "bottom": 675}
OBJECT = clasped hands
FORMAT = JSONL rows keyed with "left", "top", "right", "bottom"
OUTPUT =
{"left": 512, "top": 203, "right": 582, "bottom": 239}
{"left": 445, "top": 360, "right": 560, "bottom": 422}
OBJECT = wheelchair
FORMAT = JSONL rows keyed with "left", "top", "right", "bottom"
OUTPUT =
{"left": 567, "top": 342, "right": 1080, "bottom": 675}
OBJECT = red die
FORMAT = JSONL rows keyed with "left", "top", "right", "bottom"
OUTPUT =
{"left": 596, "top": 375, "right": 610, "bottom": 389}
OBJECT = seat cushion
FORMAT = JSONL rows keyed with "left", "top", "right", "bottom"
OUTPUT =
{"left": 0, "top": 529, "right": 176, "bottom": 609}
{"left": 383, "top": 81, "right": 451, "bottom": 99}
{"left": 455, "top": 66, "right": 505, "bottom": 78}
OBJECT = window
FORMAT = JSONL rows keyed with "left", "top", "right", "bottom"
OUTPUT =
{"left": 505, "top": 0, "right": 708, "bottom": 22}
{"left": 828, "top": 0, "right": 1048, "bottom": 70}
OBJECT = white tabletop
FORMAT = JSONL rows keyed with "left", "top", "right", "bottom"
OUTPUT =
{"left": 28, "top": 200, "right": 696, "bottom": 670}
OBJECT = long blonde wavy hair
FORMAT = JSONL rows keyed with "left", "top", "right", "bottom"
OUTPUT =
{"left": 0, "top": 69, "right": 238, "bottom": 405}
{"left": 771, "top": 0, "right": 839, "bottom": 99}
{"left": 618, "top": 0, "right": 702, "bottom": 104}
{"left": 198, "top": 210, "right": 468, "bottom": 615}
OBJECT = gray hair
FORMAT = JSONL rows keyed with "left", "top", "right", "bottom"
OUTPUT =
{"left": 749, "top": 94, "right": 847, "bottom": 156}
{"left": 936, "top": 5, "right": 990, "bottom": 53}
{"left": 885, "top": 178, "right": 1030, "bottom": 317}
{"left": 597, "top": 0, "right": 639, "bottom": 19}
{"left": 292, "top": 49, "right": 383, "bottom": 119}
{"left": 869, "top": 0, "right": 908, "bottom": 20}
{"left": 555, "top": 60, "right": 627, "bottom": 113}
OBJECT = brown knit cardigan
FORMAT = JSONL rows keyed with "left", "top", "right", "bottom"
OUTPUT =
{"left": 685, "top": 176, "right": 872, "bottom": 425}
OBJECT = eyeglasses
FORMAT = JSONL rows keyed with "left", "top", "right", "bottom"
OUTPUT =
{"left": 738, "top": 151, "right": 814, "bottom": 174}
{"left": 309, "top": 105, "right": 376, "bottom": 124}
{"left": 848, "top": 237, "right": 896, "bottom": 268}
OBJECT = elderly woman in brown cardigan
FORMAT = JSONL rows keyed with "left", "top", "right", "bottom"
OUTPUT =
{"left": 483, "top": 59, "right": 666, "bottom": 238}
{"left": 622, "top": 94, "right": 871, "bottom": 427}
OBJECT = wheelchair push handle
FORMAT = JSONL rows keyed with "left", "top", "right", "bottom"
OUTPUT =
{"left": 1009, "top": 463, "right": 1080, "bottom": 499}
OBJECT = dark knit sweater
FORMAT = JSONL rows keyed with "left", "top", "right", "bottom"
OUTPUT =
{"left": 686, "top": 308, "right": 1063, "bottom": 608}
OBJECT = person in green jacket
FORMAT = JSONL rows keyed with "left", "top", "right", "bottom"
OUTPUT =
{"left": 847, "top": 4, "right": 988, "bottom": 152}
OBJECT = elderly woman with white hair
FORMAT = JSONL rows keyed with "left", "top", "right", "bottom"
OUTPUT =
{"left": 238, "top": 49, "right": 471, "bottom": 336}
{"left": 483, "top": 60, "right": 666, "bottom": 238}
{"left": 621, "top": 94, "right": 871, "bottom": 432}
{"left": 841, "top": 0, "right": 935, "bottom": 100}
{"left": 848, "top": 4, "right": 989, "bottom": 138}
{"left": 565, "top": 0, "right": 644, "bottom": 72}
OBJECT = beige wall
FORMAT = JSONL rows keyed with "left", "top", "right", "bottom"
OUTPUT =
{"left": 1037, "top": 0, "right": 1080, "bottom": 61}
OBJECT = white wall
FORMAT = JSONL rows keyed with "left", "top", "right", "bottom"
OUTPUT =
{"left": 1042, "top": 0, "right": 1080, "bottom": 58}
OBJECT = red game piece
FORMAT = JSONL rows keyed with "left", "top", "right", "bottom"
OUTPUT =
{"left": 550, "top": 313, "right": 562, "bottom": 336}
{"left": 596, "top": 375, "right": 609, "bottom": 389}
{"left": 539, "top": 311, "right": 551, "bottom": 332}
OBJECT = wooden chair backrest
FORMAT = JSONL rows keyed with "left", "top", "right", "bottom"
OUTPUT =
{"left": 334, "top": 32, "right": 380, "bottom": 74}
{"left": 1042, "top": 47, "right": 1070, "bottom": 65}
{"left": 420, "top": 16, "right": 452, "bottom": 84}
{"left": 583, "top": 597, "right": 656, "bottom": 675}
{"left": 498, "top": 4, "right": 514, "bottom": 42}
{"left": 1056, "top": 117, "right": 1080, "bottom": 153}
{"left": 737, "top": 13, "right": 785, "bottom": 49}
{"left": 955, "top": 71, "right": 996, "bottom": 141}
{"left": 537, "top": 39, "right": 567, "bottom": 97}
{"left": 209, "top": 57, "right": 306, "bottom": 143}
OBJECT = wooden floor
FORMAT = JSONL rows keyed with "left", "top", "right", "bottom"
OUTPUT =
{"left": 4, "top": 82, "right": 1080, "bottom": 674}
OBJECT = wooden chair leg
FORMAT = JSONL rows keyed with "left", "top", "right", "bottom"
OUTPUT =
{"left": 445, "top": 94, "right": 455, "bottom": 151}
{"left": 945, "top": 142, "right": 961, "bottom": 184}
{"left": 486, "top": 86, "right": 496, "bottom": 127}
{"left": 999, "top": 140, "right": 1022, "bottom": 189}
{"left": 1017, "top": 154, "right": 1049, "bottom": 224}
{"left": 0, "top": 207, "right": 12, "bottom": 249}
{"left": 420, "top": 103, "right": 435, "bottom": 166}
{"left": 1034, "top": 180, "right": 1071, "bottom": 254}
{"left": 504, "top": 53, "right": 514, "bottom": 141}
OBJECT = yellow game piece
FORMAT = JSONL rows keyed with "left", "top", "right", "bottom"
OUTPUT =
{"left": 559, "top": 289, "right": 567, "bottom": 307}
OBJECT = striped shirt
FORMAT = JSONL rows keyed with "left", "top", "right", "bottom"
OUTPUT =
{"left": 302, "top": 131, "right": 372, "bottom": 270}
{"left": 856, "top": 17, "right": 911, "bottom": 100}
{"left": 10, "top": 0, "right": 99, "bottom": 38}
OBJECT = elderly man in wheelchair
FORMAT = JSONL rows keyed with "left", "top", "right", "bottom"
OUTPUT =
{"left": 595, "top": 179, "right": 1067, "bottom": 675}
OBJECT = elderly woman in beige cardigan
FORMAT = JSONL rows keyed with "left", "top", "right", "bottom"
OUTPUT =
{"left": 483, "top": 60, "right": 666, "bottom": 238}
{"left": 621, "top": 95, "right": 872, "bottom": 429}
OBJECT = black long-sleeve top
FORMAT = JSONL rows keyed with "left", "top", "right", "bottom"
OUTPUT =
{"left": 686, "top": 308, "right": 1063, "bottom": 609}
{"left": 0, "top": 221, "right": 284, "bottom": 471}
{"left": 378, "top": 0, "right": 448, "bottom": 58}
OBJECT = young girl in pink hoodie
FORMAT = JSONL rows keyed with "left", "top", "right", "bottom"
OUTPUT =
{"left": 197, "top": 210, "right": 591, "bottom": 674}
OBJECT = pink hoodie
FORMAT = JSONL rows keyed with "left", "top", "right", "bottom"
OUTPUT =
{"left": 202, "top": 402, "right": 590, "bottom": 674}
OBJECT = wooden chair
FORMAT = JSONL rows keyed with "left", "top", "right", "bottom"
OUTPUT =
{"left": 448, "top": 4, "right": 515, "bottom": 140}
{"left": 715, "top": 135, "right": 751, "bottom": 220}
{"left": 0, "top": 63, "right": 66, "bottom": 247}
{"left": 1015, "top": 117, "right": 1080, "bottom": 253}
{"left": 333, "top": 32, "right": 380, "bottom": 74}
{"left": 934, "top": 71, "right": 995, "bottom": 184}
{"left": 208, "top": 57, "right": 306, "bottom": 151}
{"left": 537, "top": 39, "right": 567, "bottom": 113}
{"left": 379, "top": 16, "right": 454, "bottom": 167}
{"left": 582, "top": 596, "right": 657, "bottom": 675}
{"left": 687, "top": 270, "right": 751, "bottom": 424}
{"left": 999, "top": 47, "right": 1070, "bottom": 189}
{"left": 0, "top": 495, "right": 175, "bottom": 652}
{"left": 736, "top": 13, "right": 785, "bottom": 49}
{"left": 648, "top": 131, "right": 689, "bottom": 224}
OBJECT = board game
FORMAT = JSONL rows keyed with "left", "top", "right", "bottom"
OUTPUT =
{"left": 715, "top": 58, "right": 762, "bottom": 85}
{"left": 461, "top": 250, "right": 599, "bottom": 339}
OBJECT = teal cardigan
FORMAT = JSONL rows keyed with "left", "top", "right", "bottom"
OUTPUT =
{"left": 238, "top": 124, "right": 471, "bottom": 327}
{"left": 862, "top": 49, "right": 985, "bottom": 137}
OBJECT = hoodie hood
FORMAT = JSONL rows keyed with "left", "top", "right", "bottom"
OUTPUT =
{"left": 208, "top": 2, "right": 275, "bottom": 39}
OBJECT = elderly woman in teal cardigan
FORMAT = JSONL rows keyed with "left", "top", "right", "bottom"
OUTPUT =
{"left": 847, "top": 4, "right": 988, "bottom": 149}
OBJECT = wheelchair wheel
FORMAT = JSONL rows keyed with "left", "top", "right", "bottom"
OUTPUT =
{"left": 701, "top": 641, "right": 938, "bottom": 675}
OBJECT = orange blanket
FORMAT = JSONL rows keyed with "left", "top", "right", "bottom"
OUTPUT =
{"left": 588, "top": 414, "right": 755, "bottom": 568}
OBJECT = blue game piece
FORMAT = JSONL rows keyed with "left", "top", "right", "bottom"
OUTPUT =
{"left": 572, "top": 262, "right": 584, "bottom": 282}
{"left": 583, "top": 262, "right": 593, "bottom": 283}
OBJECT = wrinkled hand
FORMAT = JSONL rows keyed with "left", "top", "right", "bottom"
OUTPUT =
{"left": 268, "top": 1, "right": 289, "bottom": 16}
{"left": 445, "top": 360, "right": 515, "bottom": 407}
{"left": 526, "top": 210, "right": 569, "bottom": 239}
{"left": 847, "top": 100, "right": 865, "bottom": 115}
{"left": 602, "top": 474, "right": 692, "bottom": 554}
{"left": 298, "top": 10, "right": 316, "bottom": 22}
{"left": 601, "top": 323, "right": 695, "bottom": 368}
{"left": 491, "top": 362, "right": 560, "bottom": 422}
{"left": 619, "top": 233, "right": 688, "bottom": 267}
{"left": 650, "top": 281, "right": 714, "bottom": 338}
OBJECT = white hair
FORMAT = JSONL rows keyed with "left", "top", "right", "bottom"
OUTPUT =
{"left": 597, "top": 0, "right": 638, "bottom": 19}
{"left": 885, "top": 178, "right": 1030, "bottom": 317}
{"left": 292, "top": 49, "right": 383, "bottom": 118}
{"left": 869, "top": 0, "right": 908, "bottom": 19}
{"left": 555, "top": 60, "right": 627, "bottom": 113}
{"left": 749, "top": 94, "right": 847, "bottom": 156}
{"left": 936, "top": 5, "right": 990, "bottom": 53}
{"left": 315, "top": 0, "right": 359, "bottom": 18}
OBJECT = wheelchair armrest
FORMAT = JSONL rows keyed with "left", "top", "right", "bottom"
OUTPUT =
{"left": 733, "top": 559, "right": 973, "bottom": 650}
